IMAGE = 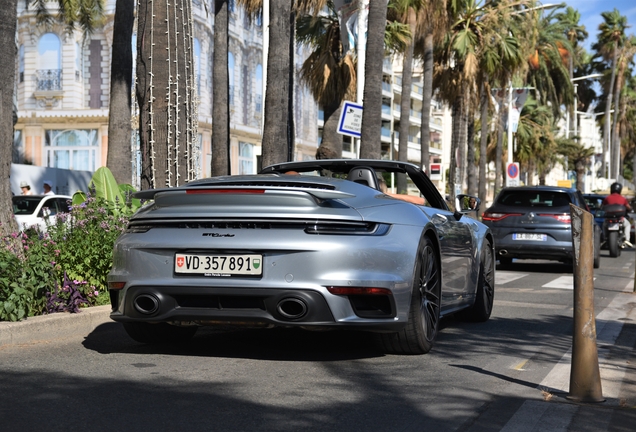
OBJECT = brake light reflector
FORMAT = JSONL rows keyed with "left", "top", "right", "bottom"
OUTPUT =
{"left": 186, "top": 189, "right": 265, "bottom": 194}
{"left": 482, "top": 212, "right": 521, "bottom": 222}
{"left": 539, "top": 213, "right": 571, "bottom": 223}
{"left": 327, "top": 287, "right": 392, "bottom": 296}
{"left": 108, "top": 281, "right": 126, "bottom": 290}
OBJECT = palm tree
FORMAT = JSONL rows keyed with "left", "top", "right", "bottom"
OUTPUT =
{"left": 106, "top": 0, "right": 135, "bottom": 185}
{"left": 0, "top": 0, "right": 19, "bottom": 237}
{"left": 557, "top": 139, "right": 595, "bottom": 191}
{"left": 390, "top": 0, "right": 425, "bottom": 193}
{"left": 136, "top": 0, "right": 198, "bottom": 189}
{"left": 593, "top": 9, "right": 628, "bottom": 178}
{"left": 296, "top": 2, "right": 356, "bottom": 159}
{"left": 610, "top": 35, "right": 636, "bottom": 179}
{"left": 359, "top": 0, "right": 389, "bottom": 159}
{"left": 412, "top": 1, "right": 448, "bottom": 180}
{"left": 212, "top": 0, "right": 231, "bottom": 176}
{"left": 239, "top": 0, "right": 327, "bottom": 166}
{"left": 555, "top": 7, "right": 587, "bottom": 128}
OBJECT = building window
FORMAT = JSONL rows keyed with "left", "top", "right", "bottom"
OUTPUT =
{"left": 75, "top": 42, "right": 82, "bottom": 82}
{"left": 193, "top": 38, "right": 201, "bottom": 95}
{"left": 18, "top": 45, "right": 24, "bottom": 83}
{"left": 255, "top": 64, "right": 263, "bottom": 115}
{"left": 228, "top": 52, "right": 234, "bottom": 106}
{"left": 45, "top": 129, "right": 99, "bottom": 171}
{"left": 37, "top": 33, "right": 62, "bottom": 91}
{"left": 238, "top": 142, "right": 254, "bottom": 174}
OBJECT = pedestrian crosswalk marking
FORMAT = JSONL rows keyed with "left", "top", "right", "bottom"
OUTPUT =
{"left": 496, "top": 272, "right": 528, "bottom": 285}
{"left": 542, "top": 276, "right": 573, "bottom": 290}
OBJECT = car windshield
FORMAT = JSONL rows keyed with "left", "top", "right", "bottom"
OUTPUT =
{"left": 12, "top": 196, "right": 43, "bottom": 215}
{"left": 497, "top": 191, "right": 570, "bottom": 208}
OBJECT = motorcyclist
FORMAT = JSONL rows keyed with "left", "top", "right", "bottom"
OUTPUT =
{"left": 602, "top": 182, "right": 633, "bottom": 246}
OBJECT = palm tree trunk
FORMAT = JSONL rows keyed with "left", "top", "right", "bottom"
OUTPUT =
{"left": 359, "top": 0, "right": 388, "bottom": 159}
{"left": 611, "top": 55, "right": 625, "bottom": 179}
{"left": 262, "top": 0, "right": 293, "bottom": 166}
{"left": 397, "top": 7, "right": 416, "bottom": 194}
{"left": 107, "top": 0, "right": 134, "bottom": 185}
{"left": 458, "top": 91, "right": 468, "bottom": 192}
{"left": 495, "top": 95, "right": 505, "bottom": 193}
{"left": 449, "top": 97, "right": 461, "bottom": 205}
{"left": 212, "top": 0, "right": 230, "bottom": 176}
{"left": 0, "top": 0, "right": 19, "bottom": 237}
{"left": 466, "top": 106, "right": 476, "bottom": 196}
{"left": 419, "top": 33, "right": 433, "bottom": 174}
{"left": 478, "top": 82, "right": 488, "bottom": 213}
{"left": 603, "top": 45, "right": 618, "bottom": 178}
{"left": 316, "top": 101, "right": 343, "bottom": 159}
{"left": 137, "top": 0, "right": 196, "bottom": 189}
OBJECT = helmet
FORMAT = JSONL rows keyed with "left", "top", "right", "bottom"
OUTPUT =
{"left": 610, "top": 182, "right": 623, "bottom": 194}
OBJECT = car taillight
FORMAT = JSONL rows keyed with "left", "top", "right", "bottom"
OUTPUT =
{"left": 539, "top": 213, "right": 571, "bottom": 223}
{"left": 482, "top": 212, "right": 521, "bottom": 222}
{"left": 327, "top": 287, "right": 392, "bottom": 296}
{"left": 108, "top": 281, "right": 126, "bottom": 290}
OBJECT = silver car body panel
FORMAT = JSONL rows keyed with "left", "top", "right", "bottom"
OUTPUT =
{"left": 109, "top": 160, "right": 493, "bottom": 331}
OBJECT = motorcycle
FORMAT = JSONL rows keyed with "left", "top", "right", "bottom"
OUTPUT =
{"left": 602, "top": 204, "right": 628, "bottom": 257}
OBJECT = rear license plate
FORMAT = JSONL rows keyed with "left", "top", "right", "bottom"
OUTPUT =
{"left": 175, "top": 254, "right": 262, "bottom": 275}
{"left": 608, "top": 223, "right": 620, "bottom": 231}
{"left": 512, "top": 233, "right": 547, "bottom": 241}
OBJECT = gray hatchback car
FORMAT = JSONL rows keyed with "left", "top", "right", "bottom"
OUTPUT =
{"left": 483, "top": 186, "right": 600, "bottom": 268}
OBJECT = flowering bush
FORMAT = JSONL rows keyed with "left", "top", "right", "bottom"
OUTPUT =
{"left": 0, "top": 193, "right": 131, "bottom": 321}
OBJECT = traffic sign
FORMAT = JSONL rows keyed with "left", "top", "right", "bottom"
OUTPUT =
{"left": 337, "top": 101, "right": 364, "bottom": 138}
{"left": 506, "top": 162, "right": 520, "bottom": 187}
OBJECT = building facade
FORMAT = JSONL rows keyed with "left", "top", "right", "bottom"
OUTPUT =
{"left": 14, "top": 0, "right": 448, "bottom": 192}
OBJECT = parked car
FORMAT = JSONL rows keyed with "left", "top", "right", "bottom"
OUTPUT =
{"left": 108, "top": 159, "right": 494, "bottom": 355}
{"left": 483, "top": 186, "right": 600, "bottom": 268}
{"left": 12, "top": 194, "right": 72, "bottom": 232}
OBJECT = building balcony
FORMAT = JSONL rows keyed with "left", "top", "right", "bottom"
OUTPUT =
{"left": 35, "top": 69, "right": 62, "bottom": 91}
{"left": 33, "top": 69, "right": 63, "bottom": 108}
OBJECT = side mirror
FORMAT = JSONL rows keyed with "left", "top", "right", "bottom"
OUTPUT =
{"left": 456, "top": 194, "right": 480, "bottom": 213}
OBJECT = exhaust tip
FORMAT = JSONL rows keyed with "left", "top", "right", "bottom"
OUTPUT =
{"left": 134, "top": 294, "right": 160, "bottom": 315}
{"left": 499, "top": 250, "right": 508, "bottom": 256}
{"left": 277, "top": 297, "right": 308, "bottom": 320}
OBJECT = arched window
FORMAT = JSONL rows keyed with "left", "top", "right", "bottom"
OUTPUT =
{"left": 38, "top": 33, "right": 61, "bottom": 69}
{"left": 193, "top": 38, "right": 201, "bottom": 95}
{"left": 255, "top": 64, "right": 263, "bottom": 115}
{"left": 228, "top": 52, "right": 235, "bottom": 106}
{"left": 37, "top": 33, "right": 61, "bottom": 91}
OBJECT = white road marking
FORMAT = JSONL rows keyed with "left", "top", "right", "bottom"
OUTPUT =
{"left": 501, "top": 401, "right": 578, "bottom": 432}
{"left": 542, "top": 276, "right": 573, "bottom": 290}
{"left": 496, "top": 272, "right": 528, "bottom": 285}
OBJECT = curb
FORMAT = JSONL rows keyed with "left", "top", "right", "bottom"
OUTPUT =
{"left": 0, "top": 305, "right": 112, "bottom": 347}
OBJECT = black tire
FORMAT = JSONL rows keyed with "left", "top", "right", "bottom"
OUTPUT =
{"left": 459, "top": 241, "right": 495, "bottom": 322}
{"left": 594, "top": 228, "right": 601, "bottom": 269}
{"left": 378, "top": 236, "right": 441, "bottom": 355}
{"left": 609, "top": 231, "right": 620, "bottom": 257}
{"left": 123, "top": 322, "right": 198, "bottom": 344}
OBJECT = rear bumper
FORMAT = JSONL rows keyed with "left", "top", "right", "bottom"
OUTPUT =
{"left": 495, "top": 241, "right": 572, "bottom": 261}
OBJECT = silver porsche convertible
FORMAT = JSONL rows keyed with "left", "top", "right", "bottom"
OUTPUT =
{"left": 108, "top": 159, "right": 494, "bottom": 354}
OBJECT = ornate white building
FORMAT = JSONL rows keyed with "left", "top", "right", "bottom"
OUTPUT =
{"left": 13, "top": 0, "right": 449, "bottom": 191}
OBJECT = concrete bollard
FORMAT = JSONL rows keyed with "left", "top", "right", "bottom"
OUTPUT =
{"left": 568, "top": 204, "right": 604, "bottom": 402}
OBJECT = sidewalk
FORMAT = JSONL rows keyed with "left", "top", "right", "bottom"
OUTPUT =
{"left": 0, "top": 305, "right": 111, "bottom": 347}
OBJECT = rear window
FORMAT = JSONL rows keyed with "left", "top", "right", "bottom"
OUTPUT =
{"left": 497, "top": 191, "right": 571, "bottom": 208}
{"left": 12, "top": 196, "right": 42, "bottom": 215}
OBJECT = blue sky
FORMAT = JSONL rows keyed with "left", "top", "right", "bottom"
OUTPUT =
{"left": 560, "top": 0, "right": 636, "bottom": 50}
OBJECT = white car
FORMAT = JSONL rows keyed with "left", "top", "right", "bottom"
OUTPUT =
{"left": 12, "top": 194, "right": 72, "bottom": 232}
